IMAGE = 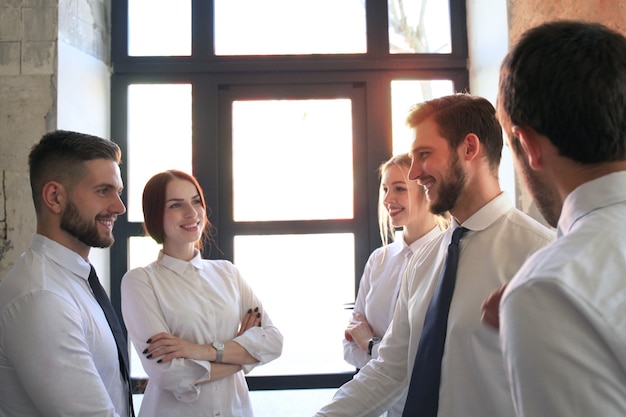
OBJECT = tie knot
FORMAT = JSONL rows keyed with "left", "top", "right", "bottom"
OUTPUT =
{"left": 451, "top": 226, "right": 468, "bottom": 244}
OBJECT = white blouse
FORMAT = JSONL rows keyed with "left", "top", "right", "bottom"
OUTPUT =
{"left": 343, "top": 226, "right": 443, "bottom": 367}
{"left": 342, "top": 226, "right": 442, "bottom": 417}
{"left": 121, "top": 251, "right": 283, "bottom": 417}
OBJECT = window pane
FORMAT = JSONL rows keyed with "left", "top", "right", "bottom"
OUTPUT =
{"left": 127, "top": 84, "right": 192, "bottom": 222}
{"left": 388, "top": 0, "right": 451, "bottom": 54}
{"left": 391, "top": 79, "right": 455, "bottom": 155}
{"left": 215, "top": 0, "right": 366, "bottom": 55}
{"left": 234, "top": 234, "right": 355, "bottom": 375}
{"left": 128, "top": 236, "right": 162, "bottom": 379}
{"left": 232, "top": 99, "right": 353, "bottom": 221}
{"left": 128, "top": 0, "right": 191, "bottom": 56}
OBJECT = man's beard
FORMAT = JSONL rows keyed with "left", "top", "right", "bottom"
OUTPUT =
{"left": 517, "top": 154, "right": 560, "bottom": 227}
{"left": 509, "top": 136, "right": 560, "bottom": 227}
{"left": 60, "top": 200, "right": 115, "bottom": 248}
{"left": 429, "top": 152, "right": 467, "bottom": 215}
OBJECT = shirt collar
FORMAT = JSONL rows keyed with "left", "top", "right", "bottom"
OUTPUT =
{"left": 30, "top": 234, "right": 91, "bottom": 280}
{"left": 452, "top": 191, "right": 513, "bottom": 232}
{"left": 387, "top": 225, "right": 442, "bottom": 258}
{"left": 157, "top": 249, "right": 204, "bottom": 275}
{"left": 557, "top": 171, "right": 626, "bottom": 237}
{"left": 385, "top": 239, "right": 408, "bottom": 258}
{"left": 408, "top": 225, "right": 442, "bottom": 254}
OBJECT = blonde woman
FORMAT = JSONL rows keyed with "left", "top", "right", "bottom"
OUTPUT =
{"left": 343, "top": 153, "right": 446, "bottom": 416}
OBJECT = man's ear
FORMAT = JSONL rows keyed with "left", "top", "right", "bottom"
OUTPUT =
{"left": 462, "top": 133, "right": 480, "bottom": 161}
{"left": 511, "top": 125, "right": 543, "bottom": 170}
{"left": 41, "top": 181, "right": 66, "bottom": 215}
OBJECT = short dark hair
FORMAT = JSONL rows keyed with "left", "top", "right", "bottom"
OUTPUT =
{"left": 28, "top": 130, "right": 121, "bottom": 212}
{"left": 406, "top": 94, "right": 503, "bottom": 173}
{"left": 499, "top": 20, "right": 626, "bottom": 163}
{"left": 142, "top": 170, "right": 212, "bottom": 250}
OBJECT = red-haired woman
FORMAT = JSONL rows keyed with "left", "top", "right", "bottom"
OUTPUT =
{"left": 121, "top": 170, "right": 283, "bottom": 417}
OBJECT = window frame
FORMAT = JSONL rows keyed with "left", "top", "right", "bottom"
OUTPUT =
{"left": 110, "top": 0, "right": 469, "bottom": 393}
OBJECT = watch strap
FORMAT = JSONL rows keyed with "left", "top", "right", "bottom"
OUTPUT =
{"left": 213, "top": 341, "right": 224, "bottom": 363}
{"left": 367, "top": 337, "right": 381, "bottom": 355}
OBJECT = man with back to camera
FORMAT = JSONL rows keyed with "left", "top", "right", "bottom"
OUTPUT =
{"left": 312, "top": 94, "right": 555, "bottom": 417}
{"left": 0, "top": 130, "right": 134, "bottom": 416}
{"left": 496, "top": 20, "right": 626, "bottom": 417}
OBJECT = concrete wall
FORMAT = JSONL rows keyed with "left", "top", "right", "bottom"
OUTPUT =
{"left": 1, "top": 0, "right": 58, "bottom": 277}
{"left": 508, "top": 0, "right": 626, "bottom": 43}
{"left": 0, "top": 0, "right": 110, "bottom": 278}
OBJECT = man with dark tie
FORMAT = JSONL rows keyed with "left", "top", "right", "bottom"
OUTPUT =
{"left": 313, "top": 94, "right": 554, "bottom": 417}
{"left": 0, "top": 130, "right": 134, "bottom": 417}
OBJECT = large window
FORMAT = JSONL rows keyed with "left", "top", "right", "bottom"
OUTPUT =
{"left": 112, "top": 0, "right": 468, "bottom": 413}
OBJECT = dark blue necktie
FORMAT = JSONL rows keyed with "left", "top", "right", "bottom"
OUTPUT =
{"left": 88, "top": 265, "right": 135, "bottom": 416}
{"left": 402, "top": 226, "right": 468, "bottom": 417}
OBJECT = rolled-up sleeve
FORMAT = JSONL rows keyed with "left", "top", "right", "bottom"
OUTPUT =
{"left": 229, "top": 265, "right": 283, "bottom": 373}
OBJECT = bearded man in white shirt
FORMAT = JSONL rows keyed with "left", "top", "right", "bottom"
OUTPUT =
{"left": 496, "top": 20, "right": 626, "bottom": 417}
{"left": 313, "top": 93, "right": 555, "bottom": 417}
{"left": 0, "top": 130, "right": 133, "bottom": 417}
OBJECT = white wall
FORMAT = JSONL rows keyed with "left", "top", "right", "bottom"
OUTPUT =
{"left": 57, "top": 39, "right": 113, "bottom": 290}
{"left": 466, "top": 0, "right": 516, "bottom": 203}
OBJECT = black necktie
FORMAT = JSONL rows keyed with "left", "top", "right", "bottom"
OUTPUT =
{"left": 88, "top": 265, "right": 134, "bottom": 416}
{"left": 402, "top": 226, "right": 468, "bottom": 417}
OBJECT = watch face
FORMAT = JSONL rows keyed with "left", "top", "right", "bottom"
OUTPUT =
{"left": 213, "top": 341, "right": 224, "bottom": 349}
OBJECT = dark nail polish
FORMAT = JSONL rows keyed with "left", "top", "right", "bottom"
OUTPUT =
{"left": 157, "top": 359, "right": 162, "bottom": 364}
{"left": 147, "top": 354, "right": 152, "bottom": 359}
{"left": 142, "top": 348, "right": 148, "bottom": 354}
{"left": 247, "top": 309, "right": 252, "bottom": 314}
{"left": 254, "top": 307, "right": 259, "bottom": 312}
{"left": 146, "top": 338, "right": 152, "bottom": 344}
{"left": 258, "top": 322, "right": 262, "bottom": 327}
{"left": 256, "top": 312, "right": 261, "bottom": 318}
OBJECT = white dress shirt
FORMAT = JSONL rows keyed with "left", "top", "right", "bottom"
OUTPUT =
{"left": 343, "top": 226, "right": 442, "bottom": 417}
{"left": 121, "top": 251, "right": 283, "bottom": 417}
{"left": 501, "top": 171, "right": 626, "bottom": 417}
{"left": 314, "top": 192, "right": 555, "bottom": 417}
{"left": 0, "top": 234, "right": 129, "bottom": 417}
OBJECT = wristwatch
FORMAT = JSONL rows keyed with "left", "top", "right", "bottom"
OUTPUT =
{"left": 367, "top": 337, "right": 381, "bottom": 356}
{"left": 212, "top": 341, "right": 224, "bottom": 363}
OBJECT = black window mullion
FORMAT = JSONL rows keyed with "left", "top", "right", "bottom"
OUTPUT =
{"left": 366, "top": 0, "right": 390, "bottom": 59}
{"left": 192, "top": 76, "right": 222, "bottom": 260}
{"left": 449, "top": 0, "right": 469, "bottom": 58}
{"left": 192, "top": 0, "right": 213, "bottom": 59}
{"left": 110, "top": 0, "right": 129, "bottom": 67}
